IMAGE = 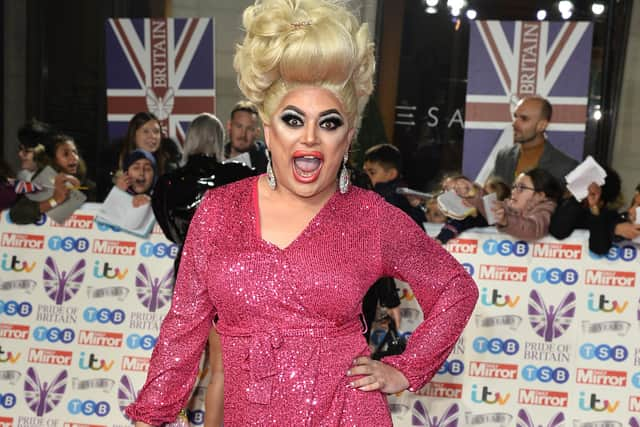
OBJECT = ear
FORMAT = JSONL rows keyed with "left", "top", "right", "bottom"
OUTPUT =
{"left": 347, "top": 128, "right": 356, "bottom": 144}
{"left": 536, "top": 119, "right": 549, "bottom": 133}
{"left": 387, "top": 168, "right": 399, "bottom": 180}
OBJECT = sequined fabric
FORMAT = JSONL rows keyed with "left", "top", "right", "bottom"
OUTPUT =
{"left": 125, "top": 176, "right": 478, "bottom": 426}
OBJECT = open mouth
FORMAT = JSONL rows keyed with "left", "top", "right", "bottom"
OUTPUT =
{"left": 292, "top": 151, "right": 323, "bottom": 183}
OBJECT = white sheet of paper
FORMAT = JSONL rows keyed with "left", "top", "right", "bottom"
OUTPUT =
{"left": 437, "top": 190, "right": 474, "bottom": 220}
{"left": 95, "top": 187, "right": 155, "bottom": 237}
{"left": 482, "top": 192, "right": 498, "bottom": 225}
{"left": 565, "top": 156, "right": 607, "bottom": 202}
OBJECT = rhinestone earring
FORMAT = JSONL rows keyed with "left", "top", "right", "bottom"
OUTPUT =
{"left": 266, "top": 150, "right": 276, "bottom": 190}
{"left": 339, "top": 151, "right": 350, "bottom": 194}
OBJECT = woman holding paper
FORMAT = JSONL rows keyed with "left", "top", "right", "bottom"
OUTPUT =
{"left": 550, "top": 167, "right": 627, "bottom": 254}
{"left": 126, "top": 0, "right": 478, "bottom": 425}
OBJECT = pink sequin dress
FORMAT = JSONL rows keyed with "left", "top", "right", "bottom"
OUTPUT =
{"left": 126, "top": 176, "right": 478, "bottom": 426}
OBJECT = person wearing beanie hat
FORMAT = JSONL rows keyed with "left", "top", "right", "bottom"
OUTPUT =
{"left": 116, "top": 149, "right": 157, "bottom": 207}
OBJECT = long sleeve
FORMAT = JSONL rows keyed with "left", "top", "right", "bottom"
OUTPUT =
{"left": 498, "top": 199, "right": 556, "bottom": 241}
{"left": 125, "top": 191, "right": 218, "bottom": 425}
{"left": 549, "top": 197, "right": 585, "bottom": 240}
{"left": 378, "top": 204, "right": 478, "bottom": 392}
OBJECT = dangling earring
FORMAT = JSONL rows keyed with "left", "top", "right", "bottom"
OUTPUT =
{"left": 339, "top": 151, "right": 350, "bottom": 194}
{"left": 266, "top": 149, "right": 276, "bottom": 190}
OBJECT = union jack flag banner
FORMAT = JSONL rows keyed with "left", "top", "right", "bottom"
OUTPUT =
{"left": 105, "top": 18, "right": 215, "bottom": 146}
{"left": 462, "top": 21, "right": 593, "bottom": 182}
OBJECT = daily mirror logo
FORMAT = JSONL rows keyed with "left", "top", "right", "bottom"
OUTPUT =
{"left": 49, "top": 214, "right": 95, "bottom": 229}
{"left": 77, "top": 330, "right": 123, "bottom": 348}
{"left": 445, "top": 238, "right": 478, "bottom": 254}
{"left": 1, "top": 233, "right": 44, "bottom": 250}
{"left": 92, "top": 239, "right": 136, "bottom": 256}
{"left": 469, "top": 361, "right": 518, "bottom": 380}
{"left": 518, "top": 388, "right": 568, "bottom": 407}
{"left": 532, "top": 242, "right": 582, "bottom": 259}
{"left": 576, "top": 368, "right": 627, "bottom": 387}
{"left": 585, "top": 270, "right": 635, "bottom": 287}
{"left": 479, "top": 265, "right": 528, "bottom": 282}
{"left": 27, "top": 348, "right": 73, "bottom": 366}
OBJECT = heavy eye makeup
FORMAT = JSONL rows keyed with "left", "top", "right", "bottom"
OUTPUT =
{"left": 319, "top": 111, "right": 344, "bottom": 130}
{"left": 280, "top": 108, "right": 305, "bottom": 127}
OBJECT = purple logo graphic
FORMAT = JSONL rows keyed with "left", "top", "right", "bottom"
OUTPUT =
{"left": 528, "top": 290, "right": 575, "bottom": 342}
{"left": 517, "top": 409, "right": 565, "bottom": 427}
{"left": 135, "top": 263, "right": 174, "bottom": 312}
{"left": 23, "top": 367, "right": 67, "bottom": 416}
{"left": 412, "top": 401, "right": 458, "bottom": 427}
{"left": 118, "top": 374, "right": 137, "bottom": 418}
{"left": 42, "top": 256, "right": 86, "bottom": 304}
{"left": 631, "top": 416, "right": 640, "bottom": 427}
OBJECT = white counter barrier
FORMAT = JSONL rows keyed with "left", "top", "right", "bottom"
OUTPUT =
{"left": 0, "top": 208, "right": 638, "bottom": 426}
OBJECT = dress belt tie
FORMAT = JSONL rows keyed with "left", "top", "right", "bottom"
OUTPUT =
{"left": 216, "top": 322, "right": 363, "bottom": 404}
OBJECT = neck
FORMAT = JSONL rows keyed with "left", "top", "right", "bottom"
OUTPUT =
{"left": 229, "top": 145, "right": 251, "bottom": 158}
{"left": 520, "top": 135, "right": 545, "bottom": 150}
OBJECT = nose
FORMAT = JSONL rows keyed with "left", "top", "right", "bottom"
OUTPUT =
{"left": 301, "top": 122, "right": 318, "bottom": 145}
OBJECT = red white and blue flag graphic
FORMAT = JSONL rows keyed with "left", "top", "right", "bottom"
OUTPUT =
{"left": 462, "top": 21, "right": 593, "bottom": 182}
{"left": 105, "top": 18, "right": 215, "bottom": 145}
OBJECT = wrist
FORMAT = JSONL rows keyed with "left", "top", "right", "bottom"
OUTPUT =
{"left": 48, "top": 198, "right": 58, "bottom": 209}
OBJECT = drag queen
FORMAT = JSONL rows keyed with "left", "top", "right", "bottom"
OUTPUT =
{"left": 126, "top": 0, "right": 478, "bottom": 425}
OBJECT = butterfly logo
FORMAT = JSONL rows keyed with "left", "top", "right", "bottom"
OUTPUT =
{"left": 145, "top": 87, "right": 175, "bottom": 120}
{"left": 135, "top": 263, "right": 174, "bottom": 312}
{"left": 516, "top": 409, "right": 565, "bottom": 427}
{"left": 412, "top": 401, "right": 458, "bottom": 427}
{"left": 23, "top": 367, "right": 67, "bottom": 416}
{"left": 631, "top": 416, "right": 640, "bottom": 427}
{"left": 42, "top": 256, "right": 86, "bottom": 305}
{"left": 118, "top": 374, "right": 137, "bottom": 418}
{"left": 528, "top": 290, "right": 575, "bottom": 342}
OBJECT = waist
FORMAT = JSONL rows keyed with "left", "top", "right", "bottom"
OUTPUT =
{"left": 216, "top": 321, "right": 363, "bottom": 339}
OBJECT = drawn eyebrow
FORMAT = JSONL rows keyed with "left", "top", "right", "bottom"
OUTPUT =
{"left": 281, "top": 105, "right": 305, "bottom": 116}
{"left": 319, "top": 109, "right": 342, "bottom": 118}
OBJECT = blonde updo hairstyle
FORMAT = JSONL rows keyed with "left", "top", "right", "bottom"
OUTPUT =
{"left": 234, "top": 0, "right": 375, "bottom": 130}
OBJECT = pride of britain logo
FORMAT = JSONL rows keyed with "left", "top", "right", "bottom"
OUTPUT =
{"left": 528, "top": 290, "right": 575, "bottom": 342}
{"left": 23, "top": 367, "right": 67, "bottom": 415}
{"left": 135, "top": 263, "right": 174, "bottom": 312}
{"left": 42, "top": 257, "right": 86, "bottom": 305}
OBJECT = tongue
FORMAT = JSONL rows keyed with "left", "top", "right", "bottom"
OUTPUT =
{"left": 294, "top": 157, "right": 321, "bottom": 173}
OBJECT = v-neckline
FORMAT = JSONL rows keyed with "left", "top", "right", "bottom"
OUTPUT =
{"left": 252, "top": 177, "right": 338, "bottom": 251}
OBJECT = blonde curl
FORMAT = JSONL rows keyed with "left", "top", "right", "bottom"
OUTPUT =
{"left": 234, "top": 0, "right": 375, "bottom": 129}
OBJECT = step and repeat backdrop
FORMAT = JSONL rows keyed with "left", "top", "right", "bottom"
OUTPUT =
{"left": 1, "top": 208, "right": 639, "bottom": 426}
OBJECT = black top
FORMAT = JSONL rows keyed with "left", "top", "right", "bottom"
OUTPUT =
{"left": 151, "top": 154, "right": 256, "bottom": 245}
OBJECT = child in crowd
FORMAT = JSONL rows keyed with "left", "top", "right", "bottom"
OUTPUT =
{"left": 493, "top": 168, "right": 561, "bottom": 241}
{"left": 16, "top": 118, "right": 51, "bottom": 182}
{"left": 484, "top": 175, "right": 511, "bottom": 202}
{"left": 116, "top": 149, "right": 157, "bottom": 207}
{"left": 550, "top": 167, "right": 627, "bottom": 254}
{"left": 363, "top": 144, "right": 425, "bottom": 226}
{"left": 425, "top": 196, "right": 447, "bottom": 223}
{"left": 9, "top": 133, "right": 96, "bottom": 224}
{"left": 435, "top": 174, "right": 489, "bottom": 244}
{"left": 613, "top": 183, "right": 640, "bottom": 241}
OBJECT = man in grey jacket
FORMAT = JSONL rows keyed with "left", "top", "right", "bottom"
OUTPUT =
{"left": 492, "top": 95, "right": 578, "bottom": 187}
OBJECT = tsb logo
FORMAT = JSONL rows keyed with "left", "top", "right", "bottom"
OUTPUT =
{"left": 0, "top": 300, "right": 33, "bottom": 317}
{"left": 67, "top": 399, "right": 110, "bottom": 416}
{"left": 462, "top": 263, "right": 474, "bottom": 276}
{"left": 472, "top": 337, "right": 519, "bottom": 355}
{"left": 436, "top": 359, "right": 464, "bottom": 376}
{"left": 126, "top": 334, "right": 157, "bottom": 350}
{"left": 531, "top": 267, "right": 578, "bottom": 285}
{"left": 482, "top": 239, "right": 529, "bottom": 256}
{"left": 521, "top": 365, "right": 569, "bottom": 383}
{"left": 0, "top": 393, "right": 16, "bottom": 409}
{"left": 579, "top": 343, "right": 627, "bottom": 362}
{"left": 33, "top": 326, "right": 75, "bottom": 344}
{"left": 47, "top": 236, "right": 90, "bottom": 253}
{"left": 590, "top": 244, "right": 637, "bottom": 262}
{"left": 139, "top": 242, "right": 178, "bottom": 259}
{"left": 83, "top": 307, "right": 125, "bottom": 325}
